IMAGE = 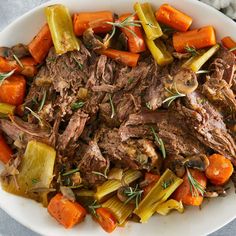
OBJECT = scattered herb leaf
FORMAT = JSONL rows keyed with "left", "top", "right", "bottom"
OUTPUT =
{"left": 128, "top": 78, "right": 134, "bottom": 84}
{"left": 0, "top": 70, "right": 15, "bottom": 85}
{"left": 62, "top": 168, "right": 79, "bottom": 176}
{"left": 25, "top": 107, "right": 43, "bottom": 126}
{"left": 13, "top": 53, "right": 24, "bottom": 68}
{"left": 88, "top": 200, "right": 102, "bottom": 217}
{"left": 38, "top": 91, "right": 47, "bottom": 112}
{"left": 109, "top": 94, "right": 115, "bottom": 119}
{"left": 163, "top": 85, "right": 186, "bottom": 107}
{"left": 71, "top": 101, "right": 85, "bottom": 111}
{"left": 123, "top": 185, "right": 143, "bottom": 208}
{"left": 150, "top": 126, "right": 166, "bottom": 159}
{"left": 92, "top": 164, "right": 109, "bottom": 179}
{"left": 161, "top": 178, "right": 173, "bottom": 189}
{"left": 229, "top": 46, "right": 236, "bottom": 52}
{"left": 31, "top": 178, "right": 39, "bottom": 184}
{"left": 185, "top": 45, "right": 199, "bottom": 56}
{"left": 73, "top": 56, "right": 84, "bottom": 70}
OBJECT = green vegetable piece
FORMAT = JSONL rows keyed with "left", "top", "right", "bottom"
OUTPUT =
{"left": 145, "top": 38, "right": 173, "bottom": 66}
{"left": 133, "top": 169, "right": 183, "bottom": 223}
{"left": 134, "top": 2, "right": 163, "bottom": 40}
{"left": 45, "top": 4, "right": 80, "bottom": 55}
{"left": 2, "top": 140, "right": 56, "bottom": 206}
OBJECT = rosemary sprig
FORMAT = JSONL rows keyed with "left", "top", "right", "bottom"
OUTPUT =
{"left": 38, "top": 91, "right": 47, "bottom": 112}
{"left": 161, "top": 178, "right": 173, "bottom": 189}
{"left": 229, "top": 46, "right": 236, "bottom": 52}
{"left": 92, "top": 164, "right": 109, "bottom": 179}
{"left": 123, "top": 185, "right": 143, "bottom": 208}
{"left": 88, "top": 200, "right": 102, "bottom": 217}
{"left": 109, "top": 94, "right": 115, "bottom": 118}
{"left": 163, "top": 85, "right": 186, "bottom": 107}
{"left": 13, "top": 53, "right": 24, "bottom": 68}
{"left": 0, "top": 70, "right": 15, "bottom": 85}
{"left": 71, "top": 101, "right": 85, "bottom": 111}
{"left": 25, "top": 107, "right": 43, "bottom": 126}
{"left": 196, "top": 70, "right": 210, "bottom": 74}
{"left": 185, "top": 45, "right": 199, "bottom": 56}
{"left": 106, "top": 13, "right": 141, "bottom": 43}
{"left": 62, "top": 168, "right": 79, "bottom": 176}
{"left": 150, "top": 126, "right": 166, "bottom": 159}
{"left": 187, "top": 168, "right": 205, "bottom": 197}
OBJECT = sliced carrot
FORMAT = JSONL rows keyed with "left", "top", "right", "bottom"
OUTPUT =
{"left": 221, "top": 36, "right": 236, "bottom": 55}
{"left": 28, "top": 24, "right": 53, "bottom": 63}
{"left": 95, "top": 207, "right": 117, "bottom": 233}
{"left": 0, "top": 75, "right": 26, "bottom": 106}
{"left": 0, "top": 56, "right": 18, "bottom": 73}
{"left": 205, "top": 154, "right": 233, "bottom": 185}
{"left": 73, "top": 11, "right": 113, "bottom": 36}
{"left": 156, "top": 4, "right": 192, "bottom": 32}
{"left": 118, "top": 13, "right": 146, "bottom": 53}
{"left": 98, "top": 49, "right": 140, "bottom": 67}
{"left": 142, "top": 172, "right": 160, "bottom": 197}
{"left": 0, "top": 134, "right": 13, "bottom": 164}
{"left": 173, "top": 26, "right": 216, "bottom": 52}
{"left": 172, "top": 169, "right": 207, "bottom": 206}
{"left": 48, "top": 193, "right": 86, "bottom": 229}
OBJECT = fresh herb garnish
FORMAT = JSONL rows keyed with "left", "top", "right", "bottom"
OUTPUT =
{"left": 73, "top": 56, "right": 84, "bottom": 70}
{"left": 0, "top": 70, "right": 15, "bottom": 85}
{"left": 150, "top": 126, "right": 166, "bottom": 159}
{"left": 13, "top": 53, "right": 24, "bottom": 68}
{"left": 187, "top": 168, "right": 205, "bottom": 197}
{"left": 146, "top": 102, "right": 152, "bottom": 110}
{"left": 123, "top": 185, "right": 143, "bottom": 208}
{"left": 229, "top": 46, "right": 236, "bottom": 52}
{"left": 25, "top": 107, "right": 43, "bottom": 126}
{"left": 92, "top": 164, "right": 109, "bottom": 179}
{"left": 128, "top": 78, "right": 134, "bottom": 84}
{"left": 88, "top": 200, "right": 102, "bottom": 217}
{"left": 196, "top": 70, "right": 210, "bottom": 74}
{"left": 71, "top": 101, "right": 85, "bottom": 111}
{"left": 163, "top": 85, "right": 186, "bottom": 107}
{"left": 161, "top": 178, "right": 173, "bottom": 189}
{"left": 62, "top": 168, "right": 79, "bottom": 176}
{"left": 38, "top": 91, "right": 47, "bottom": 112}
{"left": 31, "top": 178, "right": 39, "bottom": 184}
{"left": 106, "top": 13, "right": 141, "bottom": 43}
{"left": 109, "top": 94, "right": 115, "bottom": 119}
{"left": 185, "top": 45, "right": 199, "bottom": 56}
{"left": 146, "top": 22, "right": 159, "bottom": 29}
{"left": 47, "top": 57, "right": 56, "bottom": 62}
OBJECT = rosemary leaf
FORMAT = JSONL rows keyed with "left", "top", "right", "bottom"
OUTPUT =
{"left": 71, "top": 101, "right": 85, "bottom": 111}
{"left": 185, "top": 45, "right": 199, "bottom": 56}
{"left": 25, "top": 107, "right": 43, "bottom": 126}
{"left": 92, "top": 164, "right": 109, "bottom": 179}
{"left": 31, "top": 178, "right": 39, "bottom": 184}
{"left": 13, "top": 53, "right": 24, "bottom": 68}
{"left": 161, "top": 178, "right": 173, "bottom": 189}
{"left": 163, "top": 86, "right": 186, "bottom": 107}
{"left": 38, "top": 91, "right": 47, "bottom": 112}
{"left": 62, "top": 168, "right": 79, "bottom": 176}
{"left": 88, "top": 200, "right": 102, "bottom": 217}
{"left": 0, "top": 70, "right": 15, "bottom": 85}
{"left": 123, "top": 185, "right": 143, "bottom": 208}
{"left": 150, "top": 126, "right": 166, "bottom": 159}
{"left": 109, "top": 94, "right": 115, "bottom": 118}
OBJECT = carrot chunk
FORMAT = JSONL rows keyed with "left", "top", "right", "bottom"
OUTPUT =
{"left": 221, "top": 36, "right": 236, "bottom": 55}
{"left": 118, "top": 13, "right": 146, "bottom": 53}
{"left": 205, "top": 154, "right": 233, "bottom": 185}
{"left": 48, "top": 194, "right": 86, "bottom": 229}
{"left": 156, "top": 4, "right": 192, "bottom": 32}
{"left": 173, "top": 26, "right": 216, "bottom": 52}
{"left": 142, "top": 172, "right": 160, "bottom": 197}
{"left": 98, "top": 49, "right": 140, "bottom": 67}
{"left": 73, "top": 11, "right": 113, "bottom": 36}
{"left": 0, "top": 134, "right": 13, "bottom": 164}
{"left": 28, "top": 24, "right": 53, "bottom": 63}
{"left": 0, "top": 75, "right": 26, "bottom": 106}
{"left": 173, "top": 169, "right": 207, "bottom": 206}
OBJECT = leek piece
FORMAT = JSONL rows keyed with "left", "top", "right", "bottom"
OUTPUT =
{"left": 2, "top": 140, "right": 56, "bottom": 206}
{"left": 45, "top": 4, "right": 80, "bottom": 55}
{"left": 145, "top": 38, "right": 173, "bottom": 66}
{"left": 134, "top": 2, "right": 163, "bottom": 40}
{"left": 183, "top": 44, "right": 220, "bottom": 72}
{"left": 95, "top": 170, "right": 142, "bottom": 201}
{"left": 156, "top": 199, "right": 184, "bottom": 216}
{"left": 102, "top": 196, "right": 134, "bottom": 225}
{"left": 0, "top": 102, "right": 15, "bottom": 115}
{"left": 133, "top": 169, "right": 183, "bottom": 223}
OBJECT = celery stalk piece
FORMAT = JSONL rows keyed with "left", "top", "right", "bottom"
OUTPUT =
{"left": 45, "top": 4, "right": 80, "bottom": 55}
{"left": 134, "top": 2, "right": 163, "bottom": 40}
{"left": 102, "top": 196, "right": 134, "bottom": 225}
{"left": 1, "top": 140, "right": 56, "bottom": 206}
{"left": 156, "top": 199, "right": 184, "bottom": 216}
{"left": 183, "top": 44, "right": 220, "bottom": 72}
{"left": 95, "top": 170, "right": 142, "bottom": 201}
{"left": 133, "top": 169, "right": 183, "bottom": 223}
{"left": 0, "top": 102, "right": 15, "bottom": 115}
{"left": 146, "top": 38, "right": 173, "bottom": 66}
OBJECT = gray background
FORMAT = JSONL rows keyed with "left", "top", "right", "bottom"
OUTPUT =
{"left": 0, "top": 0, "right": 235, "bottom": 236}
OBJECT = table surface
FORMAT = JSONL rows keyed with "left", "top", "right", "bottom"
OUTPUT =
{"left": 0, "top": 0, "right": 235, "bottom": 235}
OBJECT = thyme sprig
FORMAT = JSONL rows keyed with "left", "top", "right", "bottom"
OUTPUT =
{"left": 109, "top": 94, "right": 115, "bottom": 119}
{"left": 187, "top": 168, "right": 205, "bottom": 197}
{"left": 123, "top": 185, "right": 143, "bottom": 208}
{"left": 106, "top": 13, "right": 141, "bottom": 43}
{"left": 185, "top": 45, "right": 199, "bottom": 56}
{"left": 0, "top": 70, "right": 15, "bottom": 85}
{"left": 88, "top": 200, "right": 102, "bottom": 217}
{"left": 150, "top": 126, "right": 166, "bottom": 159}
{"left": 163, "top": 85, "right": 186, "bottom": 107}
